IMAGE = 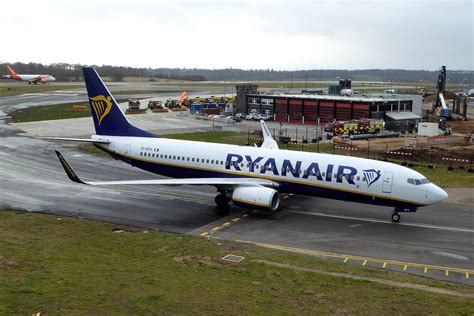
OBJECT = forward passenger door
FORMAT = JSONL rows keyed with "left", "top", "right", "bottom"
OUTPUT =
{"left": 382, "top": 171, "right": 393, "bottom": 193}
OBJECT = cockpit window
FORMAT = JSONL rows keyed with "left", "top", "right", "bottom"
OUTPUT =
{"left": 407, "top": 178, "right": 430, "bottom": 185}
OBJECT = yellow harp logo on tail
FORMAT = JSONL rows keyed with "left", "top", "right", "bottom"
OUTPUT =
{"left": 89, "top": 95, "right": 112, "bottom": 125}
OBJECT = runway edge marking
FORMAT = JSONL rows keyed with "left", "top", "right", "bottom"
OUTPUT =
{"left": 234, "top": 240, "right": 474, "bottom": 279}
{"left": 194, "top": 212, "right": 251, "bottom": 237}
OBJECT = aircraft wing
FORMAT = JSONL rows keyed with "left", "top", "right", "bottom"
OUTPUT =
{"left": 55, "top": 151, "right": 278, "bottom": 187}
{"left": 260, "top": 120, "right": 279, "bottom": 149}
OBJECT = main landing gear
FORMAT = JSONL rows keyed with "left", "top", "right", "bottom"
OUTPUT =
{"left": 391, "top": 210, "right": 400, "bottom": 223}
{"left": 215, "top": 192, "right": 230, "bottom": 215}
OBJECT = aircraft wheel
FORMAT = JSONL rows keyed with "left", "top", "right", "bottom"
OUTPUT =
{"left": 215, "top": 194, "right": 229, "bottom": 207}
{"left": 391, "top": 211, "right": 400, "bottom": 223}
{"left": 215, "top": 194, "right": 230, "bottom": 215}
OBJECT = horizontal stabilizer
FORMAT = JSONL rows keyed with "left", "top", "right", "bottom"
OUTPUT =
{"left": 40, "top": 137, "right": 110, "bottom": 144}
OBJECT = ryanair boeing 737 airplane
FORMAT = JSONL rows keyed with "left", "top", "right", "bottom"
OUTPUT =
{"left": 52, "top": 67, "right": 448, "bottom": 223}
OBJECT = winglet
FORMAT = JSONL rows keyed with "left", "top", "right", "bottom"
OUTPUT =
{"left": 55, "top": 151, "right": 87, "bottom": 184}
{"left": 260, "top": 120, "right": 279, "bottom": 149}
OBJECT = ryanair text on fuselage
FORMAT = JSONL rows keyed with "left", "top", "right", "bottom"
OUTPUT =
{"left": 225, "top": 153, "right": 381, "bottom": 187}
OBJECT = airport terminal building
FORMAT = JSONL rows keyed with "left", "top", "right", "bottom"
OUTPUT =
{"left": 236, "top": 84, "right": 422, "bottom": 124}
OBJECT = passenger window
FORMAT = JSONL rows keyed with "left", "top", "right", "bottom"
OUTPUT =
{"left": 211, "top": 160, "right": 214, "bottom": 164}
{"left": 187, "top": 157, "right": 190, "bottom": 161}
{"left": 206, "top": 159, "right": 210, "bottom": 163}
{"left": 160, "top": 154, "right": 163, "bottom": 158}
{"left": 357, "top": 176, "right": 360, "bottom": 181}
{"left": 322, "top": 172, "right": 326, "bottom": 177}
{"left": 192, "top": 158, "right": 195, "bottom": 162}
{"left": 220, "top": 161, "right": 224, "bottom": 165}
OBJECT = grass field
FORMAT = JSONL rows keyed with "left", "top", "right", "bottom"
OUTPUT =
{"left": 10, "top": 99, "right": 131, "bottom": 123}
{"left": 1, "top": 211, "right": 473, "bottom": 315}
{"left": 0, "top": 84, "right": 82, "bottom": 96}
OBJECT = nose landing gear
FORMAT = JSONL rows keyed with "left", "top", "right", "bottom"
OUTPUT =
{"left": 391, "top": 207, "right": 417, "bottom": 222}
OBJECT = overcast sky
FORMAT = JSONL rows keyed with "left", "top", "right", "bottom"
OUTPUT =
{"left": 2, "top": 0, "right": 472, "bottom": 70}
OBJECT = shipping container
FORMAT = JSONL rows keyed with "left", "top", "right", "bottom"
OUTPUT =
{"left": 189, "top": 103, "right": 224, "bottom": 114}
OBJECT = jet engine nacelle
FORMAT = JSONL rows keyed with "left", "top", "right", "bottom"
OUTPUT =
{"left": 232, "top": 186, "right": 279, "bottom": 211}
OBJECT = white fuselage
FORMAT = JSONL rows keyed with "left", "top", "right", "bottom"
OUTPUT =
{"left": 3, "top": 74, "right": 56, "bottom": 83}
{"left": 92, "top": 135, "right": 448, "bottom": 208}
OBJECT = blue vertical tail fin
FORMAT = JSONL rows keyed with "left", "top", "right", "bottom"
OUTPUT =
{"left": 83, "top": 67, "right": 155, "bottom": 138}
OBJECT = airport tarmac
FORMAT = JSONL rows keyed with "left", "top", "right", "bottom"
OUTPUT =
{"left": 0, "top": 92, "right": 473, "bottom": 286}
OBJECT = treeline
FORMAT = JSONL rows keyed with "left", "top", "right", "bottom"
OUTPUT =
{"left": 0, "top": 62, "right": 206, "bottom": 82}
{"left": 1, "top": 62, "right": 472, "bottom": 83}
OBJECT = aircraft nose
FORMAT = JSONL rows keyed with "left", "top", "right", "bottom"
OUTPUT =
{"left": 430, "top": 184, "right": 448, "bottom": 204}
